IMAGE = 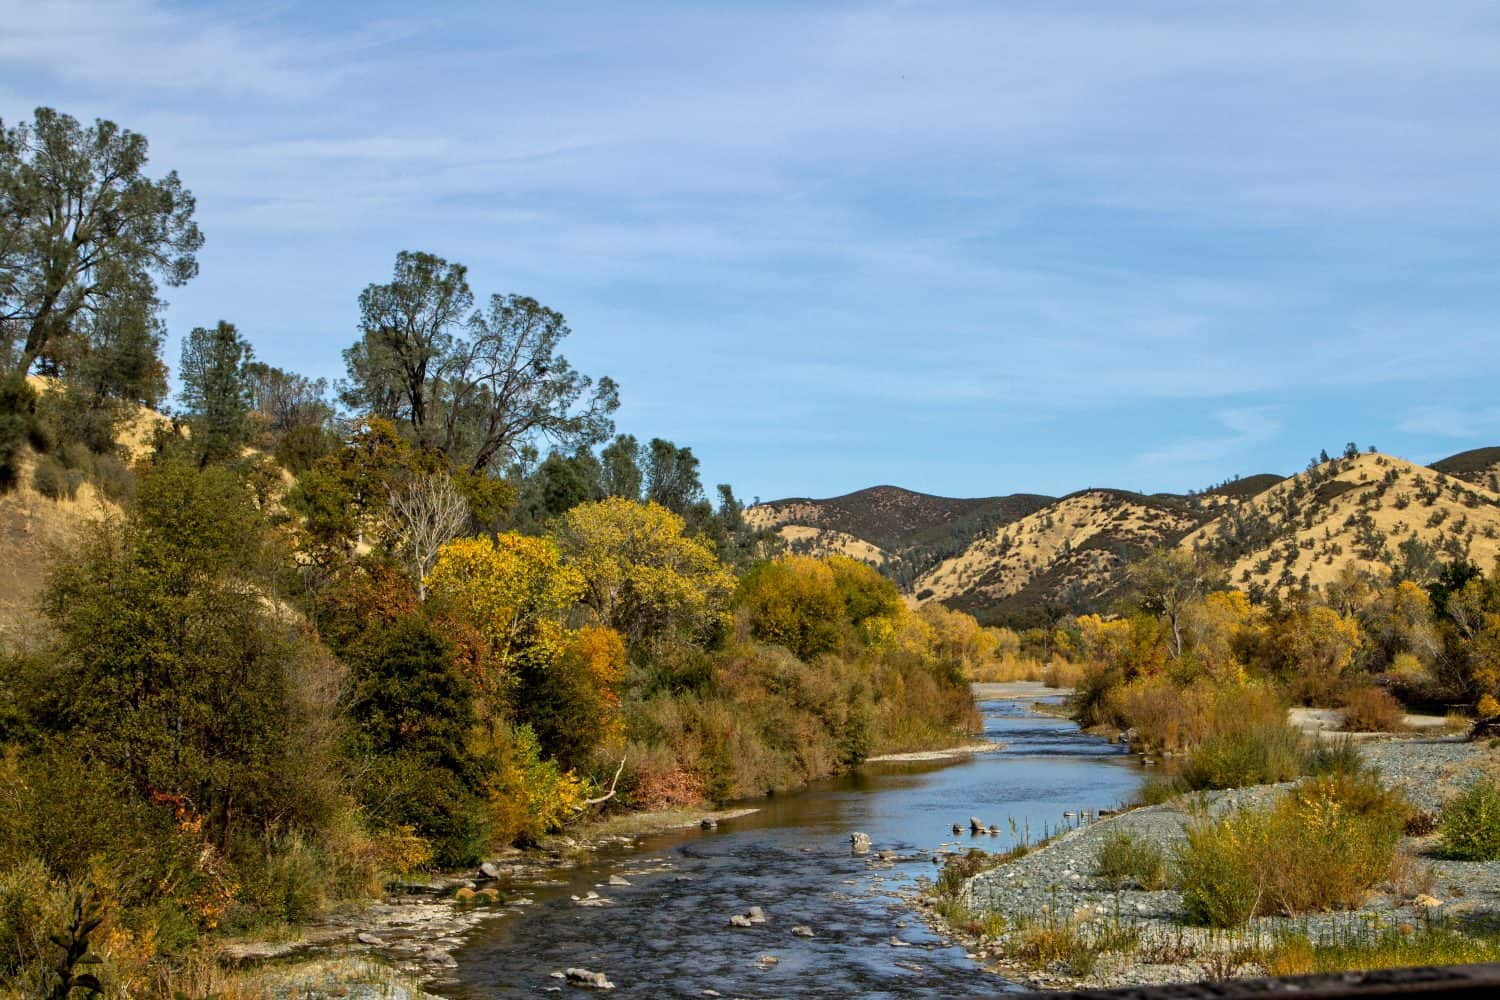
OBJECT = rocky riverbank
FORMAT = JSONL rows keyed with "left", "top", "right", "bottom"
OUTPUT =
{"left": 914, "top": 727, "right": 1500, "bottom": 991}
{"left": 218, "top": 806, "right": 760, "bottom": 997}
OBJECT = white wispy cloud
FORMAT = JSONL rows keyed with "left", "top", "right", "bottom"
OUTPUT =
{"left": 1398, "top": 405, "right": 1500, "bottom": 438}
{"left": 1134, "top": 407, "right": 1284, "bottom": 469}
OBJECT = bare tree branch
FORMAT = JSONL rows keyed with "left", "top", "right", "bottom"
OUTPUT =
{"left": 387, "top": 472, "right": 470, "bottom": 600}
{"left": 577, "top": 756, "right": 627, "bottom": 809}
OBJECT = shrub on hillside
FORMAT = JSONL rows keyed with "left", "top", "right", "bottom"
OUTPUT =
{"left": 31, "top": 454, "right": 75, "bottom": 500}
{"left": 1341, "top": 685, "right": 1410, "bottom": 733}
{"left": 90, "top": 452, "right": 135, "bottom": 503}
{"left": 1439, "top": 780, "right": 1500, "bottom": 861}
{"left": 0, "top": 374, "right": 35, "bottom": 492}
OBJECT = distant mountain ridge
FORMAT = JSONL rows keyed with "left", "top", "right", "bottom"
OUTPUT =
{"left": 749, "top": 448, "right": 1500, "bottom": 626}
{"left": 1431, "top": 447, "right": 1500, "bottom": 491}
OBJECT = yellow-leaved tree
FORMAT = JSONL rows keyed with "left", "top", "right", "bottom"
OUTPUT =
{"left": 427, "top": 533, "right": 583, "bottom": 671}
{"left": 554, "top": 498, "right": 734, "bottom": 651}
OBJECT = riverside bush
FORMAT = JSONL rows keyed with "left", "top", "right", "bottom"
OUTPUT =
{"left": 1095, "top": 829, "right": 1168, "bottom": 890}
{"left": 1178, "top": 721, "right": 1306, "bottom": 790}
{"left": 1104, "top": 678, "right": 1286, "bottom": 754}
{"left": 1177, "top": 775, "right": 1408, "bottom": 927}
{"left": 1341, "top": 686, "right": 1409, "bottom": 733}
{"left": 1438, "top": 780, "right": 1500, "bottom": 860}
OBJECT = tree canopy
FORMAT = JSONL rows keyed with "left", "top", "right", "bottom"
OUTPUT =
{"left": 1, "top": 107, "right": 201, "bottom": 377}
{"left": 341, "top": 251, "right": 618, "bottom": 474}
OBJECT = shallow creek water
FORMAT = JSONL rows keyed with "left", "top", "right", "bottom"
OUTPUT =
{"left": 445, "top": 697, "right": 1141, "bottom": 998}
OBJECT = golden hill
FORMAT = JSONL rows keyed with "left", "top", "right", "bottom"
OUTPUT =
{"left": 911, "top": 490, "right": 1208, "bottom": 625}
{"left": 772, "top": 524, "right": 891, "bottom": 567}
{"left": 1183, "top": 451, "right": 1500, "bottom": 594}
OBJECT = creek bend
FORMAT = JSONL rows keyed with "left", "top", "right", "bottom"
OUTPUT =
{"left": 444, "top": 689, "right": 1141, "bottom": 998}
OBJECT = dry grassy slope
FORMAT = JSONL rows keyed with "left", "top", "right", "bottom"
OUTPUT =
{"left": 1182, "top": 452, "right": 1500, "bottom": 592}
{"left": 0, "top": 450, "right": 120, "bottom": 647}
{"left": 0, "top": 387, "right": 175, "bottom": 644}
{"left": 774, "top": 524, "right": 890, "bottom": 566}
{"left": 911, "top": 490, "right": 1206, "bottom": 620}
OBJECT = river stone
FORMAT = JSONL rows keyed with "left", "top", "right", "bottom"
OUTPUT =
{"left": 479, "top": 861, "right": 502, "bottom": 878}
{"left": 969, "top": 816, "right": 985, "bottom": 833}
{"left": 564, "top": 967, "right": 615, "bottom": 990}
{"left": 747, "top": 905, "right": 767, "bottom": 923}
{"left": 355, "top": 931, "right": 385, "bottom": 946}
{"left": 850, "top": 832, "right": 872, "bottom": 854}
{"left": 607, "top": 875, "right": 630, "bottom": 886}
{"left": 792, "top": 925, "right": 814, "bottom": 937}
{"left": 730, "top": 914, "right": 753, "bottom": 927}
{"left": 700, "top": 817, "right": 718, "bottom": 829}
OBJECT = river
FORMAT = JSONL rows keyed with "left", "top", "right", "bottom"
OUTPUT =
{"left": 443, "top": 689, "right": 1141, "bottom": 998}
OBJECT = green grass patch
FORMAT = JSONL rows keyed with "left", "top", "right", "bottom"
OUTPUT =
{"left": 1264, "top": 921, "right": 1500, "bottom": 977}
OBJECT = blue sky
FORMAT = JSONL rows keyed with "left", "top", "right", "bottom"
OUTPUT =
{"left": 4, "top": 1, "right": 1499, "bottom": 501}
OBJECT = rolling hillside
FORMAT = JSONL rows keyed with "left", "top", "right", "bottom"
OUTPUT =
{"left": 911, "top": 489, "right": 1211, "bottom": 625}
{"left": 1183, "top": 451, "right": 1500, "bottom": 593}
{"left": 750, "top": 449, "right": 1500, "bottom": 627}
{"left": 745, "top": 485, "right": 1054, "bottom": 585}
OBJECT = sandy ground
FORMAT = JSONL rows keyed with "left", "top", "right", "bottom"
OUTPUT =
{"left": 970, "top": 681, "right": 1074, "bottom": 702}
{"left": 865, "top": 742, "right": 1009, "bottom": 763}
{"left": 1288, "top": 705, "right": 1456, "bottom": 738}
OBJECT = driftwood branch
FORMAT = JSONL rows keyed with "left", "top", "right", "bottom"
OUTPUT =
{"left": 578, "top": 757, "right": 626, "bottom": 809}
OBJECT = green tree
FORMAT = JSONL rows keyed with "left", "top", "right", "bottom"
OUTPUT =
{"left": 341, "top": 250, "right": 471, "bottom": 444}
{"left": 515, "top": 449, "right": 601, "bottom": 526}
{"left": 56, "top": 283, "right": 167, "bottom": 452}
{"left": 244, "top": 361, "right": 330, "bottom": 439}
{"left": 342, "top": 616, "right": 488, "bottom": 866}
{"left": 35, "top": 461, "right": 326, "bottom": 847}
{"left": 1129, "top": 548, "right": 1225, "bottom": 660}
{"left": 341, "top": 253, "right": 618, "bottom": 473}
{"left": 438, "top": 293, "right": 618, "bottom": 472}
{"left": 0, "top": 107, "right": 202, "bottom": 377}
{"left": 644, "top": 437, "right": 703, "bottom": 514}
{"left": 600, "top": 433, "right": 643, "bottom": 500}
{"left": 179, "top": 321, "right": 253, "bottom": 465}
